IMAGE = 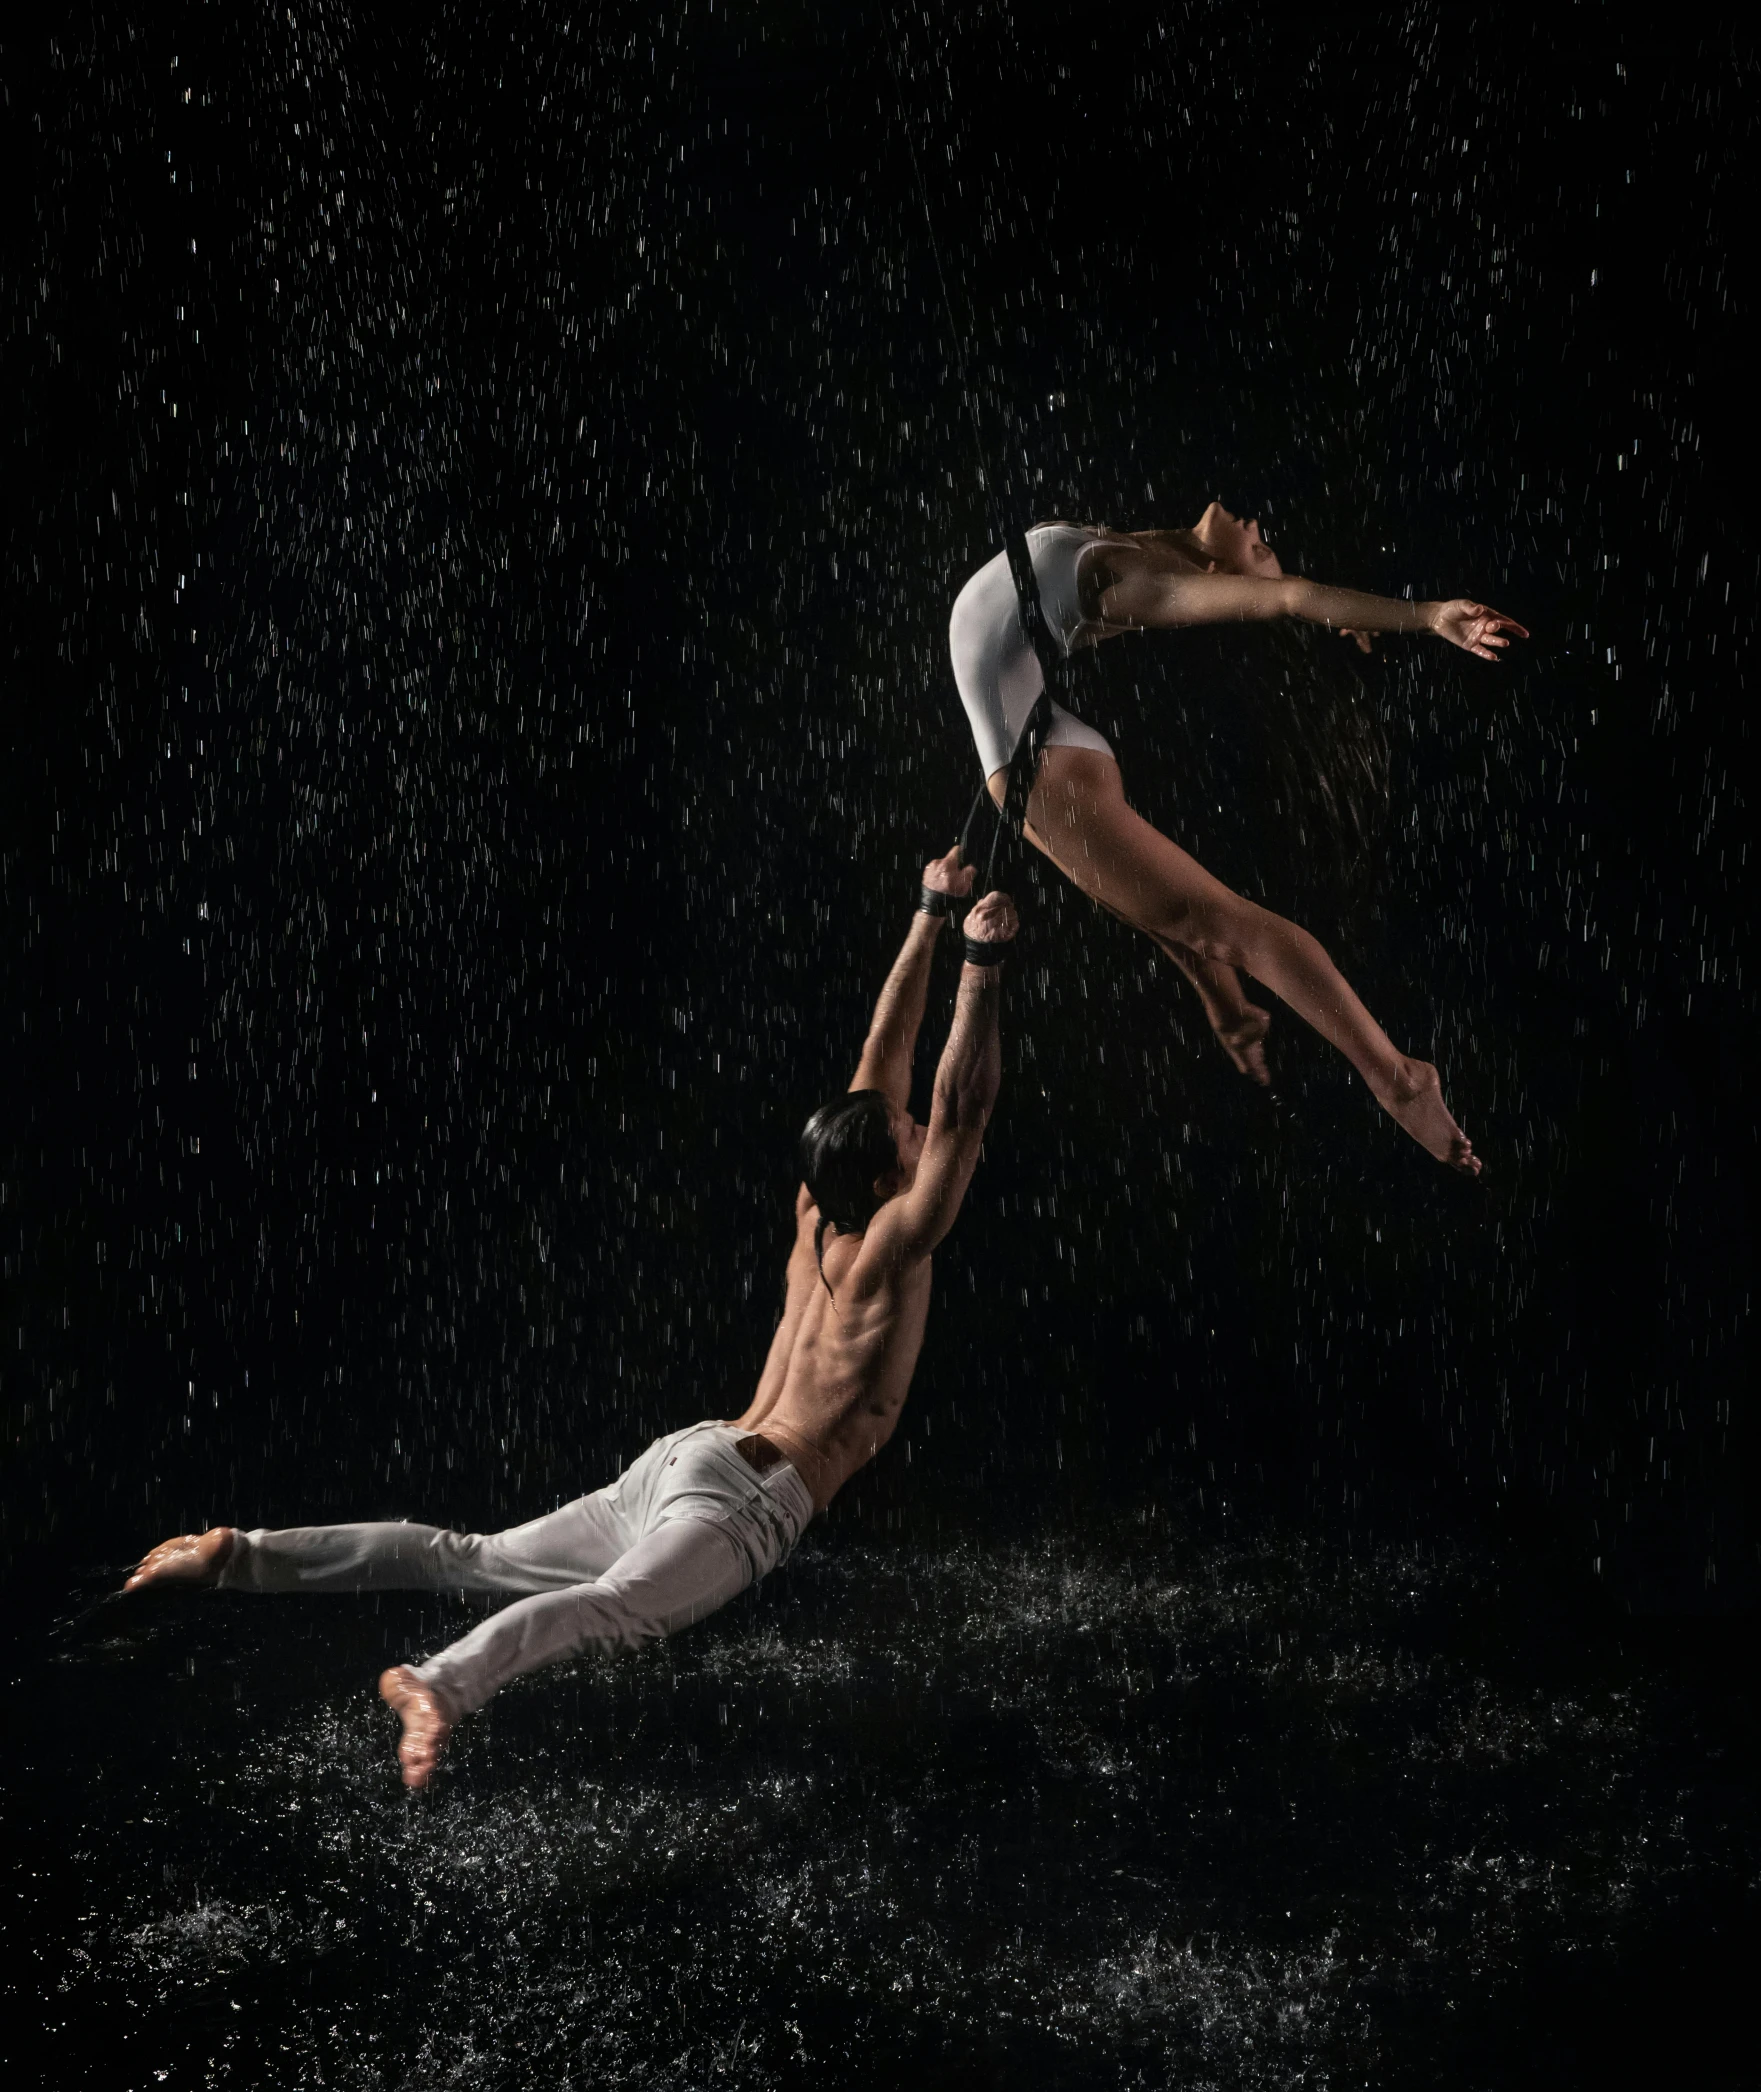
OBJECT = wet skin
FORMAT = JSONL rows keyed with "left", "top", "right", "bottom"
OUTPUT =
{"left": 125, "top": 1526, "right": 236, "bottom": 1590}
{"left": 378, "top": 1668, "right": 454, "bottom": 1790}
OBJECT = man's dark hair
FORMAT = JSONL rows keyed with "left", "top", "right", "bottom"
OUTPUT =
{"left": 798, "top": 1090, "right": 899, "bottom": 1285}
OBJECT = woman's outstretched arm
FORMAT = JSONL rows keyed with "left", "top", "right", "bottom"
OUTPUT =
{"left": 1097, "top": 562, "right": 1528, "bottom": 660}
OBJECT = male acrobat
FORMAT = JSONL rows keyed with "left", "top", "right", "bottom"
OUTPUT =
{"left": 127, "top": 853, "right": 1016, "bottom": 1787}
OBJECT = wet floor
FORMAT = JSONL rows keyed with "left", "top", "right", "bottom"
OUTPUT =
{"left": 7, "top": 1494, "right": 1754, "bottom": 2089}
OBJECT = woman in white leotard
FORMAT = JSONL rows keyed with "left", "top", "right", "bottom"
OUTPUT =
{"left": 947, "top": 504, "right": 1528, "bottom": 1173}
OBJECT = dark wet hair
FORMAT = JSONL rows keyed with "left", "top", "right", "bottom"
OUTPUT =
{"left": 797, "top": 1089, "right": 899, "bottom": 1287}
{"left": 1166, "top": 616, "right": 1391, "bottom": 938}
{"left": 1242, "top": 619, "right": 1391, "bottom": 929}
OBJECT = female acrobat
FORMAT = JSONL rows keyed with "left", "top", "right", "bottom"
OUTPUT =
{"left": 948, "top": 505, "right": 1528, "bottom": 1173}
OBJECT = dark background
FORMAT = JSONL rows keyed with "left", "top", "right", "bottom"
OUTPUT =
{"left": 5, "top": 0, "right": 1755, "bottom": 1599}
{"left": 3, "top": 3, "right": 1759, "bottom": 2083}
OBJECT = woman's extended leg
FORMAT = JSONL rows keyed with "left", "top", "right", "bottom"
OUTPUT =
{"left": 1000, "top": 749, "right": 1479, "bottom": 1172}
{"left": 1145, "top": 933, "right": 1272, "bottom": 1085}
{"left": 1077, "top": 877, "right": 1272, "bottom": 1084}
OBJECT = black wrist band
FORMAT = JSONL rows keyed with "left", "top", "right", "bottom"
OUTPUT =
{"left": 963, "top": 935, "right": 1009, "bottom": 969}
{"left": 917, "top": 884, "right": 955, "bottom": 917}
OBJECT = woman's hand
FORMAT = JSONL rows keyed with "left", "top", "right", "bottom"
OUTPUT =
{"left": 924, "top": 845, "right": 977, "bottom": 900}
{"left": 1428, "top": 600, "right": 1530, "bottom": 660}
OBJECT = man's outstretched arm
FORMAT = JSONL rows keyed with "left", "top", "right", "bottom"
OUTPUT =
{"left": 887, "top": 889, "right": 1017, "bottom": 1257}
{"left": 848, "top": 846, "right": 974, "bottom": 1106}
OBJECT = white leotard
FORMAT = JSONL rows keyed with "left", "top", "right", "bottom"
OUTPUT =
{"left": 948, "top": 523, "right": 1118, "bottom": 778}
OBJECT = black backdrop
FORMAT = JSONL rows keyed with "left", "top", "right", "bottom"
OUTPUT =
{"left": 5, "top": 0, "right": 1757, "bottom": 1611}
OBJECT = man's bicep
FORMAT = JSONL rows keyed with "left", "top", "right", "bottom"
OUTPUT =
{"left": 891, "top": 1126, "right": 981, "bottom": 1258}
{"left": 846, "top": 1044, "right": 896, "bottom": 1099}
{"left": 792, "top": 1183, "right": 823, "bottom": 1262}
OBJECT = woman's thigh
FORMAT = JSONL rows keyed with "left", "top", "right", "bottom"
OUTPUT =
{"left": 1002, "top": 749, "right": 1257, "bottom": 956}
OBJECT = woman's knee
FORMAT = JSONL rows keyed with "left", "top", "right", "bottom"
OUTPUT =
{"left": 1187, "top": 895, "right": 1300, "bottom": 973}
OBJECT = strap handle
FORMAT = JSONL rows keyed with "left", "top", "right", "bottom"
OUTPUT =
{"left": 973, "top": 528, "right": 1062, "bottom": 891}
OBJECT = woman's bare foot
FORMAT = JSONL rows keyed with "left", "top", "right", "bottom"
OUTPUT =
{"left": 1379, "top": 1058, "right": 1481, "bottom": 1175}
{"left": 379, "top": 1667, "right": 453, "bottom": 1790}
{"left": 124, "top": 1527, "right": 235, "bottom": 1591}
{"left": 1160, "top": 944, "right": 1273, "bottom": 1086}
{"left": 1213, "top": 1004, "right": 1273, "bottom": 1087}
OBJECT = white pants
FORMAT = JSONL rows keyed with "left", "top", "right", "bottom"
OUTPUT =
{"left": 218, "top": 1422, "right": 815, "bottom": 1718}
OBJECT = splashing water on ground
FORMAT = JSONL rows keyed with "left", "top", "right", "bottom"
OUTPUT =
{"left": 11, "top": 1508, "right": 1754, "bottom": 2088}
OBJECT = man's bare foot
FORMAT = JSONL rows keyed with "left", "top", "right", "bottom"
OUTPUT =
{"left": 1379, "top": 1058, "right": 1481, "bottom": 1175}
{"left": 124, "top": 1527, "right": 235, "bottom": 1592}
{"left": 1213, "top": 1005, "right": 1273, "bottom": 1086}
{"left": 379, "top": 1667, "right": 453, "bottom": 1791}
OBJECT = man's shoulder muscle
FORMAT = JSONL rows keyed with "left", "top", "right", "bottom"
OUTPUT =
{"left": 847, "top": 1198, "right": 933, "bottom": 1291}
{"left": 781, "top": 1186, "right": 822, "bottom": 1289}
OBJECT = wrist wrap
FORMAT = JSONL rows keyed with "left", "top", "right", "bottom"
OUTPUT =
{"left": 916, "top": 884, "right": 956, "bottom": 918}
{"left": 963, "top": 935, "right": 1010, "bottom": 969}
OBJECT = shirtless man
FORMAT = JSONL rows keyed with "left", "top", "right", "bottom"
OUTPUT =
{"left": 125, "top": 853, "right": 1016, "bottom": 1788}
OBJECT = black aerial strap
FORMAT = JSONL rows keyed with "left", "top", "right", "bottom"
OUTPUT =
{"left": 951, "top": 539, "right": 1060, "bottom": 888}
{"left": 993, "top": 537, "right": 1061, "bottom": 878}
{"left": 890, "top": 38, "right": 1062, "bottom": 889}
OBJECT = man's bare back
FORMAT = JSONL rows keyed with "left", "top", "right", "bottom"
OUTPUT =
{"left": 729, "top": 866, "right": 1014, "bottom": 1508}
{"left": 730, "top": 1193, "right": 937, "bottom": 1507}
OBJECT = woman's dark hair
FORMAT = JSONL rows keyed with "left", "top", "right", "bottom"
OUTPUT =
{"left": 1161, "top": 616, "right": 1391, "bottom": 940}
{"left": 797, "top": 1090, "right": 899, "bottom": 1290}
{"left": 1242, "top": 618, "right": 1391, "bottom": 931}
